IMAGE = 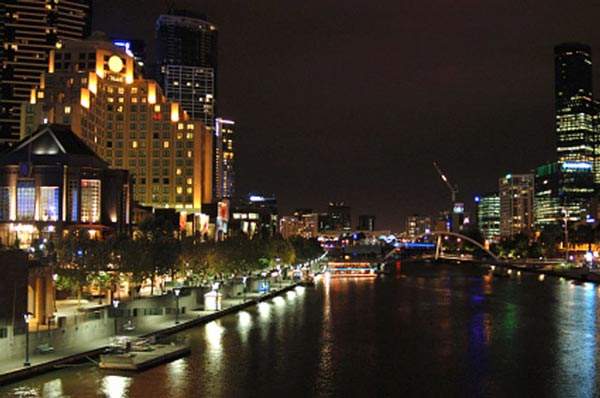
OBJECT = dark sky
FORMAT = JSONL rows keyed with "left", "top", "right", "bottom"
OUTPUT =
{"left": 93, "top": 1, "right": 600, "bottom": 232}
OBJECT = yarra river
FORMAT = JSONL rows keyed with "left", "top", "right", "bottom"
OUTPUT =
{"left": 2, "top": 261, "right": 600, "bottom": 397}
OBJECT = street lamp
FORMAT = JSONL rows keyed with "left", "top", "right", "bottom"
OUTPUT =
{"left": 23, "top": 312, "right": 33, "bottom": 366}
{"left": 563, "top": 209, "right": 569, "bottom": 262}
{"left": 173, "top": 288, "right": 181, "bottom": 324}
{"left": 212, "top": 282, "right": 220, "bottom": 311}
{"left": 242, "top": 276, "right": 247, "bottom": 303}
{"left": 52, "top": 273, "right": 58, "bottom": 313}
{"left": 112, "top": 299, "right": 119, "bottom": 335}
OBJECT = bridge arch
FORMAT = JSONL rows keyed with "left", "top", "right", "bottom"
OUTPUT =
{"left": 384, "top": 231, "right": 501, "bottom": 263}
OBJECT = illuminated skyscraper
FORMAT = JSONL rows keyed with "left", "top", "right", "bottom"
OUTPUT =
{"left": 215, "top": 118, "right": 235, "bottom": 199}
{"left": 499, "top": 174, "right": 534, "bottom": 238}
{"left": 0, "top": 0, "right": 91, "bottom": 143}
{"left": 474, "top": 193, "right": 500, "bottom": 243}
{"left": 155, "top": 11, "right": 217, "bottom": 130}
{"left": 554, "top": 43, "right": 596, "bottom": 219}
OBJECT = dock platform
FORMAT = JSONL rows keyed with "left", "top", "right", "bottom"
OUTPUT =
{"left": 99, "top": 344, "right": 191, "bottom": 371}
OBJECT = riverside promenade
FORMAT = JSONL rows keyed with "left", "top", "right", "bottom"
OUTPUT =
{"left": 0, "top": 279, "right": 300, "bottom": 387}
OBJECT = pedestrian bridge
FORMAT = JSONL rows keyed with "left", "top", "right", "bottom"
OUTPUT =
{"left": 384, "top": 231, "right": 501, "bottom": 264}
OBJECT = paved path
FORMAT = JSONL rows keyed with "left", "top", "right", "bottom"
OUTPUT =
{"left": 0, "top": 280, "right": 299, "bottom": 386}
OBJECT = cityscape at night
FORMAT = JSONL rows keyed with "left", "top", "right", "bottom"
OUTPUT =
{"left": 3, "top": 1, "right": 600, "bottom": 397}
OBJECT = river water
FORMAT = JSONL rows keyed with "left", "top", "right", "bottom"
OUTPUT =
{"left": 2, "top": 261, "right": 600, "bottom": 398}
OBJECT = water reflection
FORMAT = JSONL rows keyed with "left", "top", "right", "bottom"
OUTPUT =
{"left": 165, "top": 358, "right": 188, "bottom": 392}
{"left": 101, "top": 375, "right": 131, "bottom": 398}
{"left": 42, "top": 379, "right": 63, "bottom": 398}
{"left": 237, "top": 311, "right": 252, "bottom": 345}
{"left": 556, "top": 281, "right": 597, "bottom": 398}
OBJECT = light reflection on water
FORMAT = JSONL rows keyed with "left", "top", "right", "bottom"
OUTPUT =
{"left": 101, "top": 375, "right": 130, "bottom": 398}
{"left": 5, "top": 264, "right": 600, "bottom": 397}
{"left": 557, "top": 280, "right": 597, "bottom": 398}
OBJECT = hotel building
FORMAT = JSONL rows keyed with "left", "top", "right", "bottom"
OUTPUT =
{"left": 21, "top": 38, "right": 213, "bottom": 214}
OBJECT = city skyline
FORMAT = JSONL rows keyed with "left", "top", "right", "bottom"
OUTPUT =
{"left": 93, "top": 1, "right": 600, "bottom": 231}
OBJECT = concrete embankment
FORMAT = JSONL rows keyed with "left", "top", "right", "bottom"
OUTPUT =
{"left": 0, "top": 282, "right": 301, "bottom": 387}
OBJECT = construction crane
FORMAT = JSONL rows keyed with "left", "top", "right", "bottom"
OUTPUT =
{"left": 433, "top": 161, "right": 458, "bottom": 203}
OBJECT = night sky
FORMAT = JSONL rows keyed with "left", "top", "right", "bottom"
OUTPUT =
{"left": 93, "top": 1, "right": 600, "bottom": 232}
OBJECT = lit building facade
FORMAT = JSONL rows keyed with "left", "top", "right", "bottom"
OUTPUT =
{"left": 0, "top": 0, "right": 91, "bottom": 142}
{"left": 0, "top": 124, "right": 131, "bottom": 248}
{"left": 215, "top": 118, "right": 235, "bottom": 199}
{"left": 229, "top": 194, "right": 278, "bottom": 239}
{"left": 554, "top": 43, "right": 596, "bottom": 217}
{"left": 475, "top": 193, "right": 500, "bottom": 243}
{"left": 534, "top": 163, "right": 561, "bottom": 230}
{"left": 155, "top": 11, "right": 223, "bottom": 203}
{"left": 155, "top": 11, "right": 217, "bottom": 130}
{"left": 21, "top": 38, "right": 213, "bottom": 212}
{"left": 499, "top": 174, "right": 535, "bottom": 238}
{"left": 279, "top": 216, "right": 301, "bottom": 239}
{"left": 406, "top": 215, "right": 432, "bottom": 240}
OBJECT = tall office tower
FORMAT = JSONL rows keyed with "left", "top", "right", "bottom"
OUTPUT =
{"left": 474, "top": 193, "right": 500, "bottom": 243}
{"left": 22, "top": 38, "right": 214, "bottom": 212}
{"left": 0, "top": 0, "right": 91, "bottom": 143}
{"left": 554, "top": 43, "right": 596, "bottom": 219}
{"left": 155, "top": 11, "right": 217, "bottom": 129}
{"left": 499, "top": 174, "right": 535, "bottom": 239}
{"left": 215, "top": 118, "right": 235, "bottom": 199}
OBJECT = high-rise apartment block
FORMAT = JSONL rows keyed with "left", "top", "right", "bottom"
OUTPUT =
{"left": 0, "top": 0, "right": 91, "bottom": 142}
{"left": 499, "top": 174, "right": 535, "bottom": 238}
{"left": 22, "top": 38, "right": 213, "bottom": 212}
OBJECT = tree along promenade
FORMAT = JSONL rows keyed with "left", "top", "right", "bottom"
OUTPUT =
{"left": 0, "top": 277, "right": 301, "bottom": 387}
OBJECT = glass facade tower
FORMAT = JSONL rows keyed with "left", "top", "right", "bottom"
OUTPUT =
{"left": 554, "top": 43, "right": 596, "bottom": 219}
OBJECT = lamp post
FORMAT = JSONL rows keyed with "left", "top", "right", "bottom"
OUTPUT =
{"left": 212, "top": 282, "right": 220, "bottom": 311}
{"left": 112, "top": 299, "right": 119, "bottom": 335}
{"left": 23, "top": 312, "right": 33, "bottom": 366}
{"left": 173, "top": 288, "right": 181, "bottom": 324}
{"left": 242, "top": 276, "right": 247, "bottom": 303}
{"left": 563, "top": 209, "right": 569, "bottom": 262}
{"left": 52, "top": 273, "right": 58, "bottom": 313}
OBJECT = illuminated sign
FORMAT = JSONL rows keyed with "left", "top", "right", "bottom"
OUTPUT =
{"left": 453, "top": 203, "right": 464, "bottom": 214}
{"left": 562, "top": 162, "right": 592, "bottom": 170}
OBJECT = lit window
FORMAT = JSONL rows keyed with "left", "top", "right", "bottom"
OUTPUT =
{"left": 163, "top": 141, "right": 169, "bottom": 149}
{"left": 17, "top": 180, "right": 35, "bottom": 220}
{"left": 81, "top": 179, "right": 101, "bottom": 223}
